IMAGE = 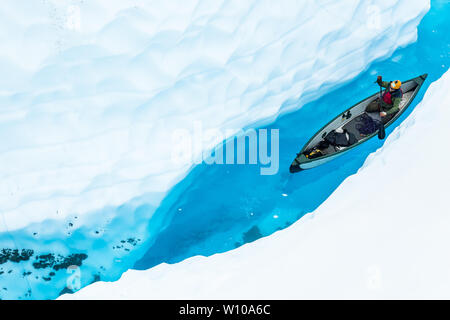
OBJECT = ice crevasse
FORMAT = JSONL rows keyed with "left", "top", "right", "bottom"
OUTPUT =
{"left": 66, "top": 68, "right": 450, "bottom": 299}
{"left": 0, "top": 0, "right": 430, "bottom": 233}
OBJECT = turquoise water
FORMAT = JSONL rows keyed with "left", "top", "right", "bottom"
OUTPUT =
{"left": 135, "top": 0, "right": 450, "bottom": 269}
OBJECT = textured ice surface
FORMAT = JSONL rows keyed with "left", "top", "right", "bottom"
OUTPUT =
{"left": 66, "top": 68, "right": 450, "bottom": 299}
{"left": 0, "top": 0, "right": 430, "bottom": 299}
{"left": 0, "top": 0, "right": 429, "bottom": 231}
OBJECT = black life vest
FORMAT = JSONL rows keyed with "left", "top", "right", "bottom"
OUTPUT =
{"left": 324, "top": 129, "right": 357, "bottom": 147}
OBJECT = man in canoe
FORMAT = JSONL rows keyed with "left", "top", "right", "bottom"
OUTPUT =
{"left": 365, "top": 75, "right": 403, "bottom": 122}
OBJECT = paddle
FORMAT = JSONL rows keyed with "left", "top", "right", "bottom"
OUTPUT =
{"left": 377, "top": 82, "right": 386, "bottom": 140}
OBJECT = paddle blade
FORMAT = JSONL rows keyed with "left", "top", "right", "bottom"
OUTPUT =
{"left": 378, "top": 122, "right": 386, "bottom": 140}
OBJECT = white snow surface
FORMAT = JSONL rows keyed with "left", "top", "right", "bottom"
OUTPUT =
{"left": 0, "top": 0, "right": 430, "bottom": 232}
{"left": 65, "top": 68, "right": 450, "bottom": 299}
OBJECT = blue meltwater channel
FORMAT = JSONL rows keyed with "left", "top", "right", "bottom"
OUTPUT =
{"left": 135, "top": 0, "right": 450, "bottom": 270}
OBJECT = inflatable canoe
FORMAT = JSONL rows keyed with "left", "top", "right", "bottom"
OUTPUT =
{"left": 290, "top": 74, "right": 428, "bottom": 173}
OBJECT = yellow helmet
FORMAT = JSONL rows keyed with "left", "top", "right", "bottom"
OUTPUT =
{"left": 391, "top": 80, "right": 402, "bottom": 90}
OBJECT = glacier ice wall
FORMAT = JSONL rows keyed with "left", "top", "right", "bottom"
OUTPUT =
{"left": 0, "top": 0, "right": 430, "bottom": 231}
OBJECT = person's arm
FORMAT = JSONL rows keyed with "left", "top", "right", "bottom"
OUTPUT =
{"left": 376, "top": 76, "right": 390, "bottom": 89}
{"left": 378, "top": 80, "right": 390, "bottom": 89}
{"left": 385, "top": 97, "right": 401, "bottom": 115}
